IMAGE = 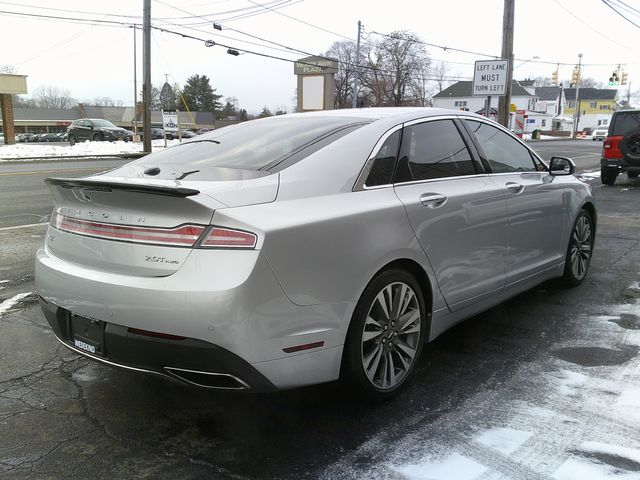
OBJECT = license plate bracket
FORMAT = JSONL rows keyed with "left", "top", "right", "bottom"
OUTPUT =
{"left": 70, "top": 314, "right": 105, "bottom": 356}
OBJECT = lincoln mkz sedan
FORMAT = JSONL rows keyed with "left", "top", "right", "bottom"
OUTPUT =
{"left": 36, "top": 108, "right": 596, "bottom": 399}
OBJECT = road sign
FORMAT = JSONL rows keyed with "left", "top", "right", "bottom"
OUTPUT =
{"left": 473, "top": 60, "right": 509, "bottom": 96}
{"left": 162, "top": 111, "right": 179, "bottom": 132}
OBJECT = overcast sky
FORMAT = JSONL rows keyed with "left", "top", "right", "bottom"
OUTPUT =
{"left": 2, "top": 0, "right": 639, "bottom": 113}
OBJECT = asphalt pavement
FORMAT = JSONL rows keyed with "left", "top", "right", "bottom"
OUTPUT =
{"left": 2, "top": 141, "right": 640, "bottom": 479}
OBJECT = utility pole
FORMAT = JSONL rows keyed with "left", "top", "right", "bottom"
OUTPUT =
{"left": 133, "top": 25, "right": 138, "bottom": 139}
{"left": 351, "top": 20, "right": 362, "bottom": 109}
{"left": 573, "top": 53, "right": 583, "bottom": 139}
{"left": 142, "top": 0, "right": 152, "bottom": 154}
{"left": 497, "top": 0, "right": 515, "bottom": 128}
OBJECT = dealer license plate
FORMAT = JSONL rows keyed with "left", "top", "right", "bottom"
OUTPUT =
{"left": 70, "top": 314, "right": 105, "bottom": 356}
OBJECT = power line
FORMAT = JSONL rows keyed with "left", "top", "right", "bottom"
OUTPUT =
{"left": 602, "top": 0, "right": 640, "bottom": 28}
{"left": 551, "top": 0, "right": 630, "bottom": 49}
{"left": 0, "top": 9, "right": 137, "bottom": 27}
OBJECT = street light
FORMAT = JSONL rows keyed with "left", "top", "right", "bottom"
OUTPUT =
{"left": 514, "top": 56, "right": 540, "bottom": 69}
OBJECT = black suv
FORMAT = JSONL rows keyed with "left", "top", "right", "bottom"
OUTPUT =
{"left": 601, "top": 109, "right": 640, "bottom": 185}
{"left": 67, "top": 119, "right": 130, "bottom": 145}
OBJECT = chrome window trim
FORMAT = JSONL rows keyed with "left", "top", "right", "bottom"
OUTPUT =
{"left": 393, "top": 173, "right": 491, "bottom": 188}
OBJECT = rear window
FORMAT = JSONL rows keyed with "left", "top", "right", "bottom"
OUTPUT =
{"left": 131, "top": 116, "right": 367, "bottom": 173}
{"left": 611, "top": 111, "right": 640, "bottom": 136}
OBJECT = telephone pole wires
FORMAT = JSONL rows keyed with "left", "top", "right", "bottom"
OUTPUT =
{"left": 497, "top": 0, "right": 514, "bottom": 128}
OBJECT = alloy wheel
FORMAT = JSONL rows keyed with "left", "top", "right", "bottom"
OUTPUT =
{"left": 361, "top": 282, "right": 422, "bottom": 390}
{"left": 570, "top": 215, "right": 592, "bottom": 281}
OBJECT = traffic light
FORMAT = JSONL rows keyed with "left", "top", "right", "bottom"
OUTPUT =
{"left": 571, "top": 67, "right": 580, "bottom": 87}
{"left": 608, "top": 71, "right": 619, "bottom": 85}
{"left": 551, "top": 69, "right": 559, "bottom": 86}
{"left": 621, "top": 71, "right": 628, "bottom": 85}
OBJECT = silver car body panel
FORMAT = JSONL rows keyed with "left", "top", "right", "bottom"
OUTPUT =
{"left": 35, "top": 107, "right": 596, "bottom": 390}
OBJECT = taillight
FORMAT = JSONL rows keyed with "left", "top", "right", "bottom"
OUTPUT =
{"left": 603, "top": 135, "right": 624, "bottom": 159}
{"left": 50, "top": 212, "right": 205, "bottom": 247}
{"left": 199, "top": 227, "right": 257, "bottom": 249}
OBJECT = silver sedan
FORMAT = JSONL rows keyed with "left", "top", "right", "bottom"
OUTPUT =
{"left": 35, "top": 108, "right": 596, "bottom": 400}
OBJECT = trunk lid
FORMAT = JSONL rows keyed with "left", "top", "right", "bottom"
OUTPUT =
{"left": 44, "top": 173, "right": 278, "bottom": 276}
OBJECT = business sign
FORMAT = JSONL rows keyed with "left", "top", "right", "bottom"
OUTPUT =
{"left": 162, "top": 111, "right": 179, "bottom": 132}
{"left": 473, "top": 60, "right": 509, "bottom": 96}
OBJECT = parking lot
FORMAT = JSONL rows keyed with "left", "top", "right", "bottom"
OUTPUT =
{"left": 1, "top": 140, "right": 639, "bottom": 479}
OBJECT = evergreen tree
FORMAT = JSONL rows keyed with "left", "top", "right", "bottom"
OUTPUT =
{"left": 182, "top": 74, "right": 222, "bottom": 115}
{"left": 159, "top": 82, "right": 177, "bottom": 111}
{"left": 258, "top": 106, "right": 272, "bottom": 118}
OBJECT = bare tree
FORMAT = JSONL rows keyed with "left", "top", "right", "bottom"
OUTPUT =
{"left": 531, "top": 76, "right": 553, "bottom": 87}
{"left": 32, "top": 86, "right": 76, "bottom": 109}
{"left": 325, "top": 40, "right": 358, "bottom": 108}
{"left": 579, "top": 77, "right": 604, "bottom": 88}
{"left": 0, "top": 65, "right": 14, "bottom": 74}
{"left": 360, "top": 31, "right": 430, "bottom": 107}
{"left": 87, "top": 96, "right": 123, "bottom": 107}
{"left": 429, "top": 61, "right": 453, "bottom": 94}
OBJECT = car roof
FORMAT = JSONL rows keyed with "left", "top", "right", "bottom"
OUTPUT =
{"left": 262, "top": 107, "right": 487, "bottom": 125}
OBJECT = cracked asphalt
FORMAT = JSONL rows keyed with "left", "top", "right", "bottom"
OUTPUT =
{"left": 1, "top": 145, "right": 639, "bottom": 479}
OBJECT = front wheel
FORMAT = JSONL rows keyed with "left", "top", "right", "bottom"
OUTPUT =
{"left": 601, "top": 166, "right": 618, "bottom": 186}
{"left": 342, "top": 269, "right": 427, "bottom": 401}
{"left": 68, "top": 134, "right": 76, "bottom": 146}
{"left": 561, "top": 210, "right": 594, "bottom": 287}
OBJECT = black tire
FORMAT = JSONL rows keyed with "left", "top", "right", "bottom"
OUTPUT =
{"left": 620, "top": 129, "right": 640, "bottom": 162}
{"left": 92, "top": 133, "right": 102, "bottom": 142}
{"left": 341, "top": 269, "right": 427, "bottom": 401}
{"left": 68, "top": 134, "right": 76, "bottom": 146}
{"left": 560, "top": 210, "right": 594, "bottom": 287}
{"left": 601, "top": 166, "right": 618, "bottom": 186}
{"left": 628, "top": 171, "right": 639, "bottom": 179}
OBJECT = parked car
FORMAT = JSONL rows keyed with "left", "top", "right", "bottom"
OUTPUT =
{"left": 137, "top": 127, "right": 165, "bottom": 141}
{"left": 28, "top": 133, "right": 42, "bottom": 142}
{"left": 17, "top": 133, "right": 34, "bottom": 142}
{"left": 180, "top": 130, "right": 197, "bottom": 139}
{"left": 36, "top": 108, "right": 596, "bottom": 400}
{"left": 601, "top": 109, "right": 640, "bottom": 184}
{"left": 196, "top": 128, "right": 212, "bottom": 135}
{"left": 592, "top": 125, "right": 608, "bottom": 141}
{"left": 67, "top": 119, "right": 130, "bottom": 145}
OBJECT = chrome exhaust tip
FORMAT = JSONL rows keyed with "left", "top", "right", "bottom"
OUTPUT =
{"left": 164, "top": 366, "right": 250, "bottom": 390}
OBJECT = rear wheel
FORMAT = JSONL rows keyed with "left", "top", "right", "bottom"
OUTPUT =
{"left": 68, "top": 134, "right": 76, "bottom": 146}
{"left": 342, "top": 269, "right": 427, "bottom": 401}
{"left": 92, "top": 133, "right": 101, "bottom": 142}
{"left": 561, "top": 210, "right": 594, "bottom": 287}
{"left": 601, "top": 166, "right": 618, "bottom": 185}
{"left": 628, "top": 171, "right": 639, "bottom": 179}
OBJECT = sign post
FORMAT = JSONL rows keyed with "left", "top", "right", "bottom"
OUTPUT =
{"left": 472, "top": 60, "right": 509, "bottom": 121}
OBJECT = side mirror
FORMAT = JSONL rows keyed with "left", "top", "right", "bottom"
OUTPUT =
{"left": 549, "top": 156, "right": 575, "bottom": 175}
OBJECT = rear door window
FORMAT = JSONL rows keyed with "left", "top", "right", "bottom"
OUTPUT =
{"left": 394, "top": 119, "right": 478, "bottom": 183}
{"left": 365, "top": 130, "right": 401, "bottom": 187}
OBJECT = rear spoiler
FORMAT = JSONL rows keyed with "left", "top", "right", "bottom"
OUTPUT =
{"left": 44, "top": 178, "right": 200, "bottom": 198}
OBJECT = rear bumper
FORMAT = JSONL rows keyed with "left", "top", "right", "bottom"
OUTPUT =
{"left": 35, "top": 242, "right": 349, "bottom": 390}
{"left": 41, "top": 300, "right": 276, "bottom": 391}
{"left": 601, "top": 158, "right": 640, "bottom": 171}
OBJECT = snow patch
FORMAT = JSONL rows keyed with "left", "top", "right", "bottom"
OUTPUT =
{"left": 578, "top": 170, "right": 601, "bottom": 179}
{"left": 616, "top": 389, "right": 640, "bottom": 409}
{"left": 393, "top": 453, "right": 488, "bottom": 480}
{"left": 550, "top": 369, "right": 589, "bottom": 396}
{"left": 0, "top": 292, "right": 32, "bottom": 316}
{"left": 553, "top": 457, "right": 640, "bottom": 480}
{"left": 473, "top": 427, "right": 533, "bottom": 455}
{"left": 0, "top": 139, "right": 180, "bottom": 160}
{"left": 582, "top": 441, "right": 640, "bottom": 465}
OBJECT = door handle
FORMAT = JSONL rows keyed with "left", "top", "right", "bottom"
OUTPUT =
{"left": 419, "top": 194, "right": 448, "bottom": 208}
{"left": 506, "top": 182, "right": 525, "bottom": 194}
